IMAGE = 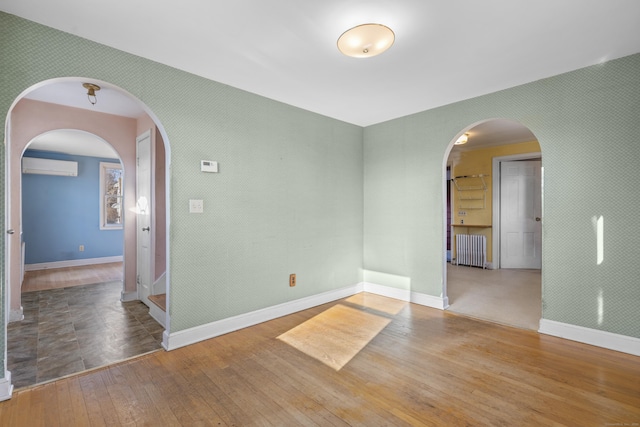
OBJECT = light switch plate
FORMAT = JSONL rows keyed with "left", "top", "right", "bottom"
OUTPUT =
{"left": 189, "top": 199, "right": 204, "bottom": 213}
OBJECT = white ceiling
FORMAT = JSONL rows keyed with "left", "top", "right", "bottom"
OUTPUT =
{"left": 4, "top": 0, "right": 640, "bottom": 157}
{"left": 27, "top": 130, "right": 120, "bottom": 159}
{"left": 24, "top": 81, "right": 145, "bottom": 119}
{"left": 2, "top": 0, "right": 639, "bottom": 128}
{"left": 452, "top": 119, "right": 537, "bottom": 153}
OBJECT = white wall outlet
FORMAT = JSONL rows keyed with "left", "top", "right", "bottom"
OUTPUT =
{"left": 189, "top": 199, "right": 204, "bottom": 213}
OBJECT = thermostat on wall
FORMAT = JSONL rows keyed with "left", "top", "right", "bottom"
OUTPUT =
{"left": 201, "top": 160, "right": 218, "bottom": 173}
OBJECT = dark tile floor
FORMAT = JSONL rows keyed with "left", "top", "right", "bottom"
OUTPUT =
{"left": 7, "top": 281, "right": 164, "bottom": 389}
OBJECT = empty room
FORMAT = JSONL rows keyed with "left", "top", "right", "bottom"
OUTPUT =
{"left": 0, "top": 1, "right": 639, "bottom": 425}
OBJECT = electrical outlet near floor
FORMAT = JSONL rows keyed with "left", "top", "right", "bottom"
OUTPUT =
{"left": 289, "top": 274, "right": 296, "bottom": 287}
{"left": 79, "top": 245, "right": 85, "bottom": 252}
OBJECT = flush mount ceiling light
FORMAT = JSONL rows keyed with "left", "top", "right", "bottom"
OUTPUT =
{"left": 337, "top": 23, "right": 395, "bottom": 58}
{"left": 82, "top": 82, "right": 101, "bottom": 106}
{"left": 455, "top": 133, "right": 469, "bottom": 145}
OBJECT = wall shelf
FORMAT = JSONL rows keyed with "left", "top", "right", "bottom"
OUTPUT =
{"left": 453, "top": 174, "right": 489, "bottom": 210}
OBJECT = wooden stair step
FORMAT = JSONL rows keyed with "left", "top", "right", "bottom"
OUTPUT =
{"left": 148, "top": 293, "right": 166, "bottom": 311}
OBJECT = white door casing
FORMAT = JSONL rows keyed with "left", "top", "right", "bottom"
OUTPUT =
{"left": 500, "top": 160, "right": 542, "bottom": 269}
{"left": 136, "top": 130, "right": 152, "bottom": 306}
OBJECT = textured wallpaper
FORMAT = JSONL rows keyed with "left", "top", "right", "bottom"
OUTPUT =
{"left": 364, "top": 53, "right": 640, "bottom": 338}
{"left": 0, "top": 11, "right": 364, "bottom": 357}
{"left": 1, "top": 11, "right": 639, "bottom": 382}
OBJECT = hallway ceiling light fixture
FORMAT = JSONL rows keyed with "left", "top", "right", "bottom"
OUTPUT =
{"left": 455, "top": 133, "right": 469, "bottom": 145}
{"left": 82, "top": 82, "right": 101, "bottom": 106}
{"left": 337, "top": 23, "right": 395, "bottom": 58}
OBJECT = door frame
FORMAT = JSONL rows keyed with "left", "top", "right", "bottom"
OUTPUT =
{"left": 136, "top": 129, "right": 153, "bottom": 307}
{"left": 446, "top": 162, "right": 454, "bottom": 264}
{"left": 491, "top": 152, "right": 542, "bottom": 269}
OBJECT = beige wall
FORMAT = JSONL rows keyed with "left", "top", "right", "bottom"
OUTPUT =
{"left": 8, "top": 99, "right": 137, "bottom": 313}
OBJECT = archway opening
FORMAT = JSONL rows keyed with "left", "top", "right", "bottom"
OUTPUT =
{"left": 4, "top": 78, "right": 172, "bottom": 390}
{"left": 443, "top": 118, "right": 542, "bottom": 330}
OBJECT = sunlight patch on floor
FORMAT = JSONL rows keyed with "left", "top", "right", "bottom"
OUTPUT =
{"left": 345, "top": 292, "right": 407, "bottom": 315}
{"left": 278, "top": 302, "right": 392, "bottom": 371}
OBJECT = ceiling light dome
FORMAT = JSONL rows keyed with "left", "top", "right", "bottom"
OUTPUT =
{"left": 337, "top": 23, "right": 395, "bottom": 58}
{"left": 455, "top": 133, "right": 469, "bottom": 145}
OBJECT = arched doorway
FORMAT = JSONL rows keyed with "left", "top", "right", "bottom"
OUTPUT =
{"left": 4, "top": 78, "right": 172, "bottom": 390}
{"left": 21, "top": 129, "right": 125, "bottom": 286}
{"left": 442, "top": 119, "right": 542, "bottom": 330}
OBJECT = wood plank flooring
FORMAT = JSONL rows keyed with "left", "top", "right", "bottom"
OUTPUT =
{"left": 2, "top": 293, "right": 639, "bottom": 426}
{"left": 22, "top": 263, "right": 123, "bottom": 292}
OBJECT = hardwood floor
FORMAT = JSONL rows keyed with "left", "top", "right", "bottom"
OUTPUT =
{"left": 2, "top": 293, "right": 639, "bottom": 426}
{"left": 22, "top": 262, "right": 123, "bottom": 292}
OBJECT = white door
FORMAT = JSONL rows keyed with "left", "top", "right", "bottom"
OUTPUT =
{"left": 500, "top": 160, "right": 542, "bottom": 269}
{"left": 136, "top": 131, "right": 152, "bottom": 306}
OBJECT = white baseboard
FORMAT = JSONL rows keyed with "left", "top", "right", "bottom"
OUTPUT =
{"left": 25, "top": 256, "right": 123, "bottom": 272}
{"left": 363, "top": 282, "right": 449, "bottom": 309}
{"left": 162, "top": 330, "right": 171, "bottom": 351}
{"left": 539, "top": 319, "right": 640, "bottom": 357}
{"left": 0, "top": 372, "right": 13, "bottom": 402}
{"left": 9, "top": 306, "right": 24, "bottom": 323}
{"left": 164, "top": 283, "right": 363, "bottom": 351}
{"left": 148, "top": 303, "right": 166, "bottom": 328}
{"left": 120, "top": 291, "right": 138, "bottom": 302}
{"left": 164, "top": 281, "right": 449, "bottom": 352}
{"left": 363, "top": 282, "right": 410, "bottom": 301}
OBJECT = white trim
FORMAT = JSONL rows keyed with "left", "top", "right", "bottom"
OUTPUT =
{"left": 363, "top": 282, "right": 410, "bottom": 301}
{"left": 99, "top": 161, "right": 123, "bottom": 230}
{"left": 412, "top": 292, "right": 449, "bottom": 310}
{"left": 164, "top": 283, "right": 364, "bottom": 350}
{"left": 8, "top": 306, "right": 23, "bottom": 323}
{"left": 0, "top": 371, "right": 13, "bottom": 402}
{"left": 148, "top": 303, "right": 166, "bottom": 328}
{"left": 24, "top": 256, "right": 123, "bottom": 272}
{"left": 363, "top": 282, "right": 449, "bottom": 309}
{"left": 491, "top": 152, "right": 541, "bottom": 269}
{"left": 163, "top": 282, "right": 452, "bottom": 351}
{"left": 120, "top": 291, "right": 138, "bottom": 302}
{"left": 162, "top": 330, "right": 170, "bottom": 350}
{"left": 539, "top": 319, "right": 640, "bottom": 357}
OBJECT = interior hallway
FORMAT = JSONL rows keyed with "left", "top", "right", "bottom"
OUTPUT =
{"left": 21, "top": 262, "right": 124, "bottom": 292}
{"left": 8, "top": 264, "right": 163, "bottom": 389}
{"left": 446, "top": 264, "right": 542, "bottom": 330}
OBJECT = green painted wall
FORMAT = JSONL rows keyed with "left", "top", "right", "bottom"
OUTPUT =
{"left": 364, "top": 53, "right": 640, "bottom": 338}
{"left": 2, "top": 11, "right": 639, "bottom": 385}
{"left": 0, "top": 12, "right": 364, "bottom": 366}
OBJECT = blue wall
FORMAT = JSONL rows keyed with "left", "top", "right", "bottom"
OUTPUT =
{"left": 22, "top": 150, "right": 124, "bottom": 264}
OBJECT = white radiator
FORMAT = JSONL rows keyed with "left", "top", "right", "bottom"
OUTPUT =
{"left": 456, "top": 234, "right": 486, "bottom": 268}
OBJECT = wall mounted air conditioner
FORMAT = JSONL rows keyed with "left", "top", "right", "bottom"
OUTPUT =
{"left": 22, "top": 157, "right": 78, "bottom": 176}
